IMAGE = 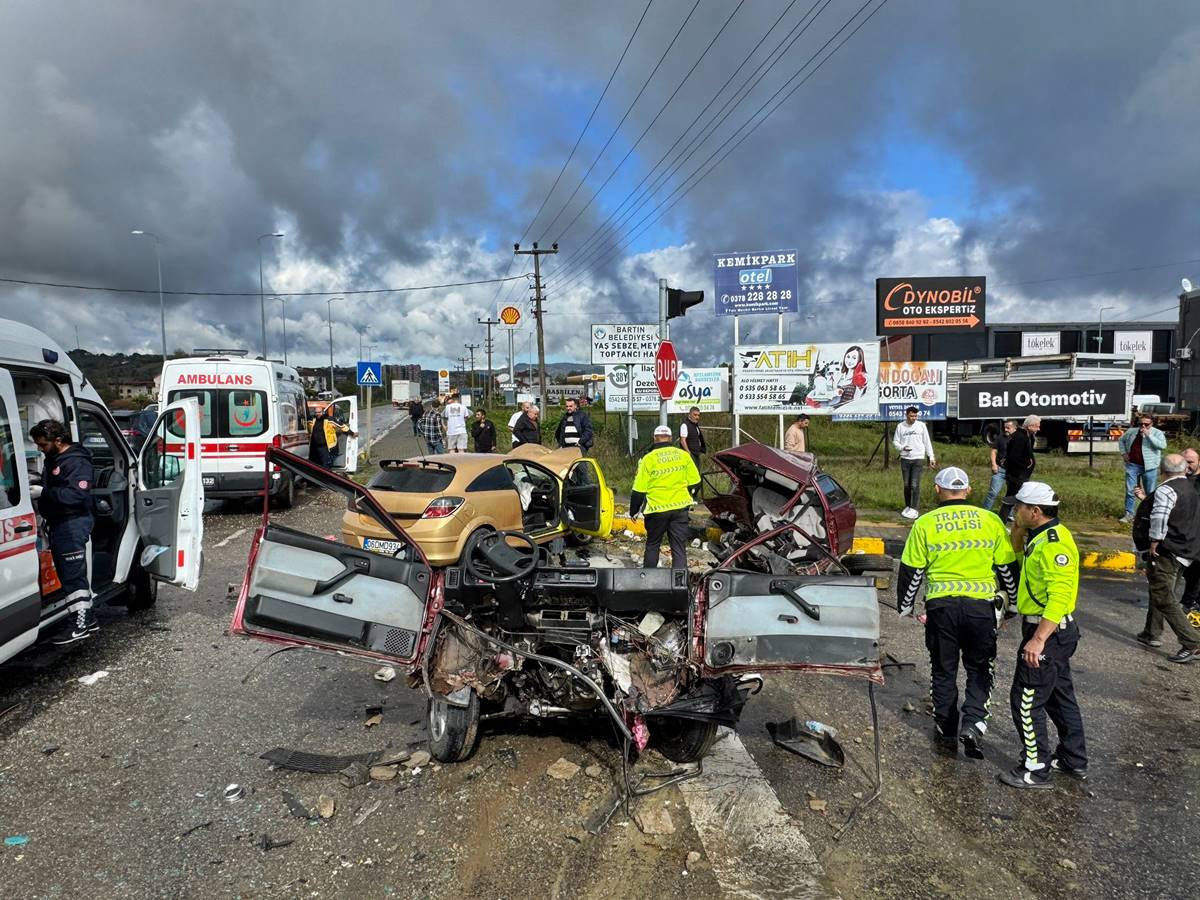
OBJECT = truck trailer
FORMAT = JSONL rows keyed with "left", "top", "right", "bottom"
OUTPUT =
{"left": 391, "top": 380, "right": 419, "bottom": 405}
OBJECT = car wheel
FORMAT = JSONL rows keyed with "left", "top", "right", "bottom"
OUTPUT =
{"left": 652, "top": 717, "right": 719, "bottom": 764}
{"left": 842, "top": 553, "right": 894, "bottom": 573}
{"left": 125, "top": 561, "right": 159, "bottom": 612}
{"left": 272, "top": 474, "right": 295, "bottom": 510}
{"left": 565, "top": 530, "right": 594, "bottom": 548}
{"left": 427, "top": 691, "right": 480, "bottom": 763}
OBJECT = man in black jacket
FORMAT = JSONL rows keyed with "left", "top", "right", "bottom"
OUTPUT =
{"left": 1137, "top": 454, "right": 1200, "bottom": 663}
{"left": 31, "top": 420, "right": 98, "bottom": 644}
{"left": 1000, "top": 415, "right": 1040, "bottom": 522}
{"left": 554, "top": 398, "right": 593, "bottom": 454}
{"left": 408, "top": 398, "right": 424, "bottom": 437}
{"left": 471, "top": 409, "right": 497, "bottom": 453}
{"left": 513, "top": 405, "right": 541, "bottom": 446}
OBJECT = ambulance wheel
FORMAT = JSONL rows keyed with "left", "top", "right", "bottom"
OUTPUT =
{"left": 428, "top": 691, "right": 480, "bottom": 763}
{"left": 272, "top": 474, "right": 295, "bottom": 510}
{"left": 653, "top": 717, "right": 719, "bottom": 764}
{"left": 841, "top": 554, "right": 894, "bottom": 574}
{"left": 125, "top": 563, "right": 159, "bottom": 612}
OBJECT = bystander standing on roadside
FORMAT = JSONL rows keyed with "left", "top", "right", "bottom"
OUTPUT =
{"left": 1118, "top": 414, "right": 1166, "bottom": 524}
{"left": 983, "top": 420, "right": 1017, "bottom": 511}
{"left": 784, "top": 413, "right": 810, "bottom": 454}
{"left": 1000, "top": 415, "right": 1040, "bottom": 523}
{"left": 508, "top": 402, "right": 530, "bottom": 447}
{"left": 417, "top": 399, "right": 446, "bottom": 454}
{"left": 513, "top": 404, "right": 541, "bottom": 446}
{"left": 555, "top": 397, "right": 593, "bottom": 454}
{"left": 1133, "top": 454, "right": 1200, "bottom": 663}
{"left": 892, "top": 406, "right": 936, "bottom": 520}
{"left": 408, "top": 398, "right": 424, "bottom": 437}
{"left": 471, "top": 409, "right": 496, "bottom": 453}
{"left": 443, "top": 392, "right": 468, "bottom": 453}
{"left": 679, "top": 407, "right": 706, "bottom": 470}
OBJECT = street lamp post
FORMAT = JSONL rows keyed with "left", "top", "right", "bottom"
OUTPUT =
{"left": 1094, "top": 305, "right": 1115, "bottom": 351}
{"left": 257, "top": 232, "right": 285, "bottom": 358}
{"left": 1089, "top": 305, "right": 1116, "bottom": 468}
{"left": 130, "top": 230, "right": 166, "bottom": 361}
{"left": 327, "top": 297, "right": 343, "bottom": 394}
{"left": 275, "top": 297, "right": 288, "bottom": 365}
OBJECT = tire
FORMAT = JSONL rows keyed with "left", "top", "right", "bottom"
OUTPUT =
{"left": 271, "top": 474, "right": 295, "bottom": 510}
{"left": 427, "top": 691, "right": 481, "bottom": 763}
{"left": 841, "top": 553, "right": 894, "bottom": 573}
{"left": 652, "top": 717, "right": 719, "bottom": 764}
{"left": 565, "top": 530, "right": 594, "bottom": 548}
{"left": 125, "top": 562, "right": 159, "bottom": 612}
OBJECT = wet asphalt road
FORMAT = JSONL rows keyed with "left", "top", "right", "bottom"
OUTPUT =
{"left": 2, "top": 421, "right": 1199, "bottom": 898}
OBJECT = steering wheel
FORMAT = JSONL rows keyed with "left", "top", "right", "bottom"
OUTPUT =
{"left": 463, "top": 530, "right": 539, "bottom": 584}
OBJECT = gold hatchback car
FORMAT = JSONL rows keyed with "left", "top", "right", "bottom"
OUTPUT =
{"left": 342, "top": 444, "right": 615, "bottom": 565}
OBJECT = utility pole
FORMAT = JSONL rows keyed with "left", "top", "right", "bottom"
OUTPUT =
{"left": 477, "top": 316, "right": 499, "bottom": 406}
{"left": 514, "top": 241, "right": 557, "bottom": 406}
{"left": 464, "top": 342, "right": 480, "bottom": 399}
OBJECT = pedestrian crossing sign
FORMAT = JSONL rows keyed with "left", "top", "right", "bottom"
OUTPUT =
{"left": 356, "top": 361, "right": 382, "bottom": 386}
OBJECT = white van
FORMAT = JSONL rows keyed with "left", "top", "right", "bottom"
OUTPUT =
{"left": 0, "top": 320, "right": 205, "bottom": 666}
{"left": 159, "top": 353, "right": 358, "bottom": 508}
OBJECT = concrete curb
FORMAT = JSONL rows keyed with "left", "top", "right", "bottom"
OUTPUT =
{"left": 610, "top": 517, "right": 1140, "bottom": 573}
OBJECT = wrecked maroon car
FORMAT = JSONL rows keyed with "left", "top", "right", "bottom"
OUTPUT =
{"left": 231, "top": 450, "right": 882, "bottom": 765}
{"left": 702, "top": 444, "right": 869, "bottom": 574}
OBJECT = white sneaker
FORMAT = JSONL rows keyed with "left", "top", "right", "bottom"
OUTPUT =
{"left": 901, "top": 508, "right": 919, "bottom": 520}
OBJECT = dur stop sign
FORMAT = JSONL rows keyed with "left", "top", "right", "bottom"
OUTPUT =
{"left": 654, "top": 340, "right": 679, "bottom": 400}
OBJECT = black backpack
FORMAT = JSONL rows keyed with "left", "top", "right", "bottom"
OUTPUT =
{"left": 1132, "top": 491, "right": 1155, "bottom": 551}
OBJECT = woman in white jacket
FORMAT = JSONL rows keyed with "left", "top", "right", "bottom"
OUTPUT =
{"left": 892, "top": 406, "right": 937, "bottom": 519}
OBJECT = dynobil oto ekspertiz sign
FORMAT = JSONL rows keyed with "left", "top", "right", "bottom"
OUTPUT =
{"left": 957, "top": 379, "right": 1127, "bottom": 420}
{"left": 591, "top": 323, "right": 661, "bottom": 364}
{"left": 714, "top": 250, "right": 800, "bottom": 317}
{"left": 876, "top": 276, "right": 986, "bottom": 334}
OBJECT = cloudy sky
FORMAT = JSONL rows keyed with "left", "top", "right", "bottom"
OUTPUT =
{"left": 2, "top": 0, "right": 1198, "bottom": 370}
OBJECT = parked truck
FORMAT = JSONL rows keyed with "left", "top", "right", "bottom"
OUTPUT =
{"left": 933, "top": 353, "right": 1136, "bottom": 453}
{"left": 391, "top": 380, "right": 419, "bottom": 406}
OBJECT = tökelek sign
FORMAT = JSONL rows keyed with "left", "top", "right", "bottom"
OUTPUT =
{"left": 957, "top": 379, "right": 1127, "bottom": 419}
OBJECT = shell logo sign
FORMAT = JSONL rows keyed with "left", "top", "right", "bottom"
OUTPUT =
{"left": 499, "top": 305, "right": 522, "bottom": 327}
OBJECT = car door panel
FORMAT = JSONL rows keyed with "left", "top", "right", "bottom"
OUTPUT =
{"left": 137, "top": 398, "right": 204, "bottom": 590}
{"left": 703, "top": 571, "right": 880, "bottom": 677}
{"left": 0, "top": 368, "right": 40, "bottom": 662}
{"left": 240, "top": 523, "right": 431, "bottom": 663}
{"left": 562, "top": 458, "right": 613, "bottom": 537}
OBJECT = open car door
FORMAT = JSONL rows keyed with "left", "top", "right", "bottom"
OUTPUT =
{"left": 562, "top": 457, "right": 614, "bottom": 538}
{"left": 139, "top": 398, "right": 204, "bottom": 590}
{"left": 327, "top": 396, "right": 359, "bottom": 474}
{"left": 231, "top": 449, "right": 433, "bottom": 667}
{"left": 701, "top": 570, "right": 881, "bottom": 680}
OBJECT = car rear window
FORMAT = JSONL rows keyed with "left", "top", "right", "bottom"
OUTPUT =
{"left": 816, "top": 473, "right": 849, "bottom": 506}
{"left": 369, "top": 463, "right": 455, "bottom": 493}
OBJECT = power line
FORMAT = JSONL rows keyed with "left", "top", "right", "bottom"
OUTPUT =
{"left": 535, "top": 0, "right": 703, "bottom": 243}
{"left": 548, "top": 0, "right": 819, "bottom": 275}
{"left": 554, "top": 0, "right": 887, "bottom": 295}
{"left": 549, "top": 0, "right": 836, "bottom": 288}
{"left": 0, "top": 272, "right": 531, "bottom": 298}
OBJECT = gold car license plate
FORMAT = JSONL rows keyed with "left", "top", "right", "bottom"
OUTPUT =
{"left": 363, "top": 538, "right": 405, "bottom": 556}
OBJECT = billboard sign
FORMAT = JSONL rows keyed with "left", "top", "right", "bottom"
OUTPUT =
{"left": 1114, "top": 331, "right": 1153, "bottom": 363}
{"left": 604, "top": 365, "right": 659, "bottom": 412}
{"left": 437, "top": 369, "right": 450, "bottom": 394}
{"left": 957, "top": 379, "right": 1128, "bottom": 420}
{"left": 733, "top": 342, "right": 880, "bottom": 415}
{"left": 606, "top": 365, "right": 730, "bottom": 413}
{"left": 833, "top": 361, "right": 947, "bottom": 421}
{"left": 591, "top": 323, "right": 661, "bottom": 364}
{"left": 875, "top": 276, "right": 986, "bottom": 334}
{"left": 1021, "top": 332, "right": 1061, "bottom": 357}
{"left": 498, "top": 303, "right": 522, "bottom": 330}
{"left": 714, "top": 250, "right": 800, "bottom": 317}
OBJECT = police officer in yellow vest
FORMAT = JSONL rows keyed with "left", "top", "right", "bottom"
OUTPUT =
{"left": 898, "top": 467, "right": 1019, "bottom": 756}
{"left": 630, "top": 425, "right": 701, "bottom": 569}
{"left": 999, "top": 481, "right": 1088, "bottom": 789}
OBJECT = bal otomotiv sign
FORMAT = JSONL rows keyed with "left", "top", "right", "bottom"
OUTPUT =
{"left": 876, "top": 276, "right": 986, "bottom": 334}
{"left": 957, "top": 379, "right": 1128, "bottom": 419}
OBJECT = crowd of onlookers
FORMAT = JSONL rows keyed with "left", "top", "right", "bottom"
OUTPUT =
{"left": 405, "top": 394, "right": 594, "bottom": 456}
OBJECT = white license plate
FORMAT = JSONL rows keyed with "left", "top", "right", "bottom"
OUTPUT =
{"left": 363, "top": 538, "right": 404, "bottom": 555}
{"left": 202, "top": 476, "right": 216, "bottom": 487}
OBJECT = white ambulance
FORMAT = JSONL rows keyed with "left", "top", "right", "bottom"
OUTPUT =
{"left": 158, "top": 352, "right": 358, "bottom": 507}
{"left": 0, "top": 319, "right": 205, "bottom": 666}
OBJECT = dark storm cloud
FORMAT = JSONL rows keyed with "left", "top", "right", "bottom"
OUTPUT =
{"left": 0, "top": 0, "right": 1195, "bottom": 364}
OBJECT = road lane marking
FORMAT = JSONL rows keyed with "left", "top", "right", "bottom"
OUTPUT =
{"left": 679, "top": 729, "right": 829, "bottom": 899}
{"left": 215, "top": 528, "right": 248, "bottom": 548}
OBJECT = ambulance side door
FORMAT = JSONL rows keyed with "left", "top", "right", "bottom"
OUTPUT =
{"left": 135, "top": 398, "right": 204, "bottom": 590}
{"left": 0, "top": 369, "right": 41, "bottom": 662}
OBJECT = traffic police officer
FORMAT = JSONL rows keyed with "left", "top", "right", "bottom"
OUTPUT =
{"left": 898, "top": 467, "right": 1019, "bottom": 755}
{"left": 30, "top": 419, "right": 98, "bottom": 644}
{"left": 1000, "top": 481, "right": 1088, "bottom": 789}
{"left": 630, "top": 424, "right": 701, "bottom": 569}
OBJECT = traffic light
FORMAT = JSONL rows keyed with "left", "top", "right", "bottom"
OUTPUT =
{"left": 667, "top": 288, "right": 704, "bottom": 320}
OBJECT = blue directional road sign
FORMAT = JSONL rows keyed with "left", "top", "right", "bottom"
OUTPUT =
{"left": 356, "top": 361, "right": 383, "bottom": 387}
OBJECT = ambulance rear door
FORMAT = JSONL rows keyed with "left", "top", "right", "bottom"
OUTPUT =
{"left": 0, "top": 368, "right": 44, "bottom": 663}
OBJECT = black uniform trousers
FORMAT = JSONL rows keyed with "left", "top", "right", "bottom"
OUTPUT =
{"left": 924, "top": 596, "right": 998, "bottom": 735}
{"left": 48, "top": 517, "right": 94, "bottom": 608}
{"left": 643, "top": 508, "right": 690, "bottom": 570}
{"left": 1010, "top": 618, "right": 1087, "bottom": 772}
